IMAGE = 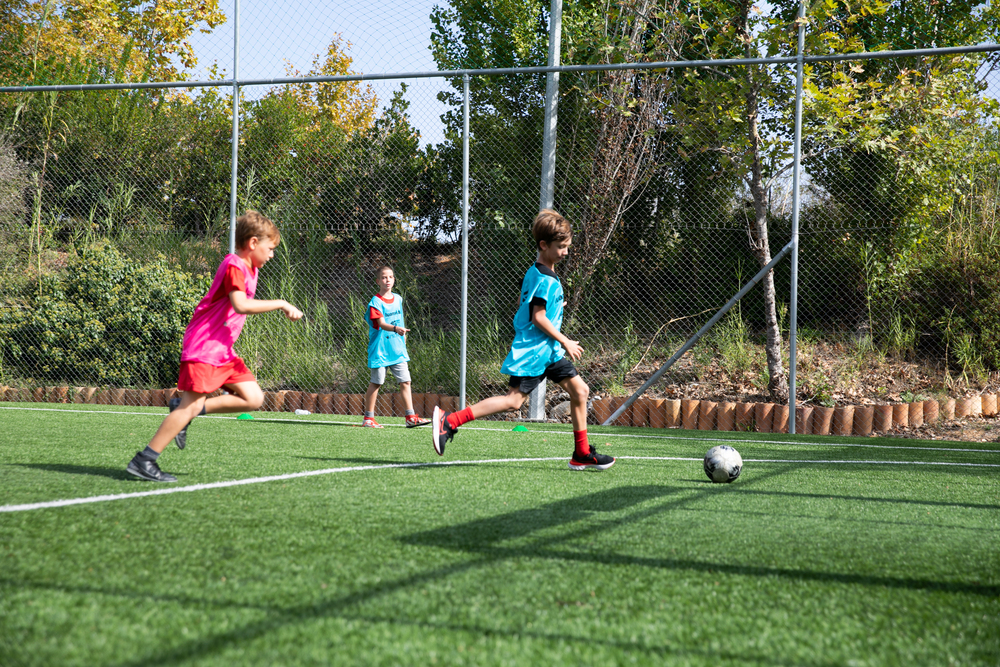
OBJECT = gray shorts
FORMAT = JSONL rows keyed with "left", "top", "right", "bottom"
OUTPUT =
{"left": 370, "top": 362, "right": 411, "bottom": 385}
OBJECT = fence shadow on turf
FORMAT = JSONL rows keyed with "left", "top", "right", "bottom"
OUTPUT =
{"left": 402, "top": 472, "right": 1000, "bottom": 598}
{"left": 404, "top": 484, "right": 680, "bottom": 550}
{"left": 13, "top": 463, "right": 132, "bottom": 481}
{"left": 734, "top": 487, "right": 1000, "bottom": 513}
{"left": 739, "top": 463, "right": 1000, "bottom": 512}
{"left": 102, "top": 466, "right": 998, "bottom": 667}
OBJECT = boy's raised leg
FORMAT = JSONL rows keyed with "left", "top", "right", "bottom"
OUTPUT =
{"left": 203, "top": 381, "right": 264, "bottom": 414}
{"left": 127, "top": 392, "right": 207, "bottom": 482}
{"left": 432, "top": 390, "right": 526, "bottom": 456}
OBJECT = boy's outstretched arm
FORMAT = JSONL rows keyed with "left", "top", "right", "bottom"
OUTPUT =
{"left": 531, "top": 308, "right": 582, "bottom": 360}
{"left": 230, "top": 291, "right": 303, "bottom": 320}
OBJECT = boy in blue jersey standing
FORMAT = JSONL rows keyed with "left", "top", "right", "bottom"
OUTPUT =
{"left": 363, "top": 266, "right": 431, "bottom": 428}
{"left": 432, "top": 210, "right": 615, "bottom": 470}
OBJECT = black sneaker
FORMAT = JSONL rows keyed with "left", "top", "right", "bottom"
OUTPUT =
{"left": 168, "top": 396, "right": 199, "bottom": 450}
{"left": 568, "top": 446, "right": 616, "bottom": 471}
{"left": 431, "top": 405, "right": 456, "bottom": 456}
{"left": 126, "top": 453, "right": 178, "bottom": 482}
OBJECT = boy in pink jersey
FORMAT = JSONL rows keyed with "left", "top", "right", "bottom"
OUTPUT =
{"left": 127, "top": 211, "right": 303, "bottom": 482}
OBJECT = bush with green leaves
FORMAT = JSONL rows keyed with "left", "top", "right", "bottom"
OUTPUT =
{"left": 0, "top": 243, "right": 209, "bottom": 388}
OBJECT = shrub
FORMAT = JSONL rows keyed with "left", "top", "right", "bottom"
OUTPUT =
{"left": 897, "top": 224, "right": 1000, "bottom": 372}
{"left": 0, "top": 243, "right": 208, "bottom": 387}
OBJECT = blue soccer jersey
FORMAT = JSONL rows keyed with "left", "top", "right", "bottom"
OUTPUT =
{"left": 501, "top": 263, "right": 565, "bottom": 377}
{"left": 367, "top": 293, "right": 410, "bottom": 368}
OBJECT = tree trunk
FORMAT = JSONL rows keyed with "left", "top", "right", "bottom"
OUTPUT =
{"left": 740, "top": 3, "right": 787, "bottom": 402}
{"left": 562, "top": 0, "right": 681, "bottom": 327}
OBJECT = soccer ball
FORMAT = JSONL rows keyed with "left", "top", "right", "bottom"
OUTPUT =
{"left": 703, "top": 445, "right": 743, "bottom": 483}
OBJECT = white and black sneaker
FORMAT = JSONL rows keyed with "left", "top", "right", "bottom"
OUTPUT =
{"left": 431, "top": 405, "right": 456, "bottom": 456}
{"left": 568, "top": 446, "right": 616, "bottom": 471}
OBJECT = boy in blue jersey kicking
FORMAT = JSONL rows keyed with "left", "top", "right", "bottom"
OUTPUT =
{"left": 363, "top": 266, "right": 431, "bottom": 428}
{"left": 432, "top": 209, "right": 615, "bottom": 470}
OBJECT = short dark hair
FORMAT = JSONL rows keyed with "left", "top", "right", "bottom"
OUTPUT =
{"left": 235, "top": 210, "right": 280, "bottom": 250}
{"left": 532, "top": 209, "right": 572, "bottom": 249}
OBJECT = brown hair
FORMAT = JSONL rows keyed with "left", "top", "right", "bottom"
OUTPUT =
{"left": 375, "top": 265, "right": 394, "bottom": 280}
{"left": 235, "top": 210, "right": 281, "bottom": 250}
{"left": 532, "top": 209, "right": 572, "bottom": 249}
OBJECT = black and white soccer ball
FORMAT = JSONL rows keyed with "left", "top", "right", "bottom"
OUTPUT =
{"left": 703, "top": 445, "right": 743, "bottom": 483}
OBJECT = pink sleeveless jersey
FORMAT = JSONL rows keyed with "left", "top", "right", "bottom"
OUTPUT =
{"left": 180, "top": 254, "right": 258, "bottom": 365}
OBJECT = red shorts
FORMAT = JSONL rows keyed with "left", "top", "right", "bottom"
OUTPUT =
{"left": 177, "top": 358, "right": 256, "bottom": 394}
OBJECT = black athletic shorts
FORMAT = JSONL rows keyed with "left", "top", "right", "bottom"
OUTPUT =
{"left": 508, "top": 357, "right": 578, "bottom": 395}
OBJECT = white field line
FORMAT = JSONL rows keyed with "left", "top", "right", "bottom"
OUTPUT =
{"left": 0, "top": 457, "right": 565, "bottom": 513}
{"left": 623, "top": 456, "right": 1000, "bottom": 467}
{"left": 2, "top": 454, "right": 998, "bottom": 514}
{"left": 3, "top": 405, "right": 1000, "bottom": 455}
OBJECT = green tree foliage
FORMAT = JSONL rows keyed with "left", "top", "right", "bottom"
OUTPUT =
{"left": 793, "top": 0, "right": 1000, "bottom": 367}
{"left": 430, "top": 0, "right": 705, "bottom": 334}
{"left": 0, "top": 243, "right": 209, "bottom": 387}
{"left": 0, "top": 0, "right": 225, "bottom": 84}
{"left": 802, "top": 0, "right": 1000, "bottom": 240}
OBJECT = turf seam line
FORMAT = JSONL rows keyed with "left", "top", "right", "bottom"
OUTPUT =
{"left": 621, "top": 456, "right": 1000, "bottom": 467}
{"left": 4, "top": 406, "right": 1000, "bottom": 454}
{"left": 4, "top": 455, "right": 998, "bottom": 514}
{"left": 470, "top": 427, "right": 1000, "bottom": 453}
{"left": 0, "top": 457, "right": 567, "bottom": 513}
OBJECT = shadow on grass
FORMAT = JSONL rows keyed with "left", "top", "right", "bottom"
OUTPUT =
{"left": 7, "top": 574, "right": 829, "bottom": 667}
{"left": 103, "top": 465, "right": 995, "bottom": 667}
{"left": 742, "top": 462, "right": 1000, "bottom": 511}
{"left": 736, "top": 487, "right": 1000, "bottom": 512}
{"left": 105, "top": 475, "right": 788, "bottom": 666}
{"left": 106, "top": 484, "right": 724, "bottom": 667}
{"left": 13, "top": 463, "right": 132, "bottom": 481}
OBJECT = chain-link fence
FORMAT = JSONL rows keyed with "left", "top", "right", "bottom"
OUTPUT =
{"left": 2, "top": 1, "right": 999, "bottom": 436}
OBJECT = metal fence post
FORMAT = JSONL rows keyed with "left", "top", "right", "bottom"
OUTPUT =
{"left": 529, "top": 0, "right": 563, "bottom": 421}
{"left": 603, "top": 241, "right": 795, "bottom": 426}
{"left": 539, "top": 0, "right": 562, "bottom": 211}
{"left": 788, "top": 0, "right": 805, "bottom": 434}
{"left": 227, "top": 0, "right": 240, "bottom": 255}
{"left": 460, "top": 73, "right": 470, "bottom": 409}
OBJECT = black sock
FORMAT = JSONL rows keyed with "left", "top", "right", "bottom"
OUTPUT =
{"left": 138, "top": 446, "right": 160, "bottom": 461}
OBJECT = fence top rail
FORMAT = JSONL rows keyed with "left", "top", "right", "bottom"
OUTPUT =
{"left": 1, "top": 43, "right": 998, "bottom": 94}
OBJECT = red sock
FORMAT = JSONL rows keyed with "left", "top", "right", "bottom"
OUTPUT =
{"left": 574, "top": 430, "right": 590, "bottom": 456}
{"left": 447, "top": 406, "right": 475, "bottom": 429}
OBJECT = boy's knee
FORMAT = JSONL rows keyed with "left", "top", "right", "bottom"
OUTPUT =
{"left": 244, "top": 388, "right": 264, "bottom": 410}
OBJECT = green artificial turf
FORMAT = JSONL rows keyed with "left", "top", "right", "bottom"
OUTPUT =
{"left": 1, "top": 402, "right": 998, "bottom": 666}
